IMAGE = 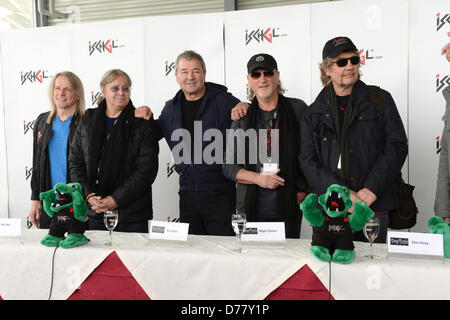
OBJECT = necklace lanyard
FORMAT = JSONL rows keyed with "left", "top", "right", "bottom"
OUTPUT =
{"left": 266, "top": 113, "right": 279, "bottom": 160}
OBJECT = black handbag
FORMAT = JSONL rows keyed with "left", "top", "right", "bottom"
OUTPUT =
{"left": 367, "top": 86, "right": 418, "bottom": 230}
{"left": 388, "top": 180, "right": 419, "bottom": 230}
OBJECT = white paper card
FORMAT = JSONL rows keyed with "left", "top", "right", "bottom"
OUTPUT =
{"left": 149, "top": 221, "right": 189, "bottom": 241}
{"left": 241, "top": 222, "right": 285, "bottom": 242}
{"left": 262, "top": 163, "right": 278, "bottom": 173}
{"left": 0, "top": 219, "right": 21, "bottom": 237}
{"left": 388, "top": 231, "right": 444, "bottom": 256}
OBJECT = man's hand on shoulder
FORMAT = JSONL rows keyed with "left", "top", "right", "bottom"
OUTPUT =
{"left": 135, "top": 105, "right": 153, "bottom": 120}
{"left": 231, "top": 102, "right": 249, "bottom": 121}
{"left": 442, "top": 32, "right": 450, "bottom": 62}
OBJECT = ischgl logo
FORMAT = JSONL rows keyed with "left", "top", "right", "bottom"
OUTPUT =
{"left": 25, "top": 165, "right": 32, "bottom": 180}
{"left": 88, "top": 39, "right": 122, "bottom": 56}
{"left": 91, "top": 90, "right": 101, "bottom": 106}
{"left": 165, "top": 60, "right": 175, "bottom": 76}
{"left": 20, "top": 70, "right": 48, "bottom": 85}
{"left": 358, "top": 48, "right": 383, "bottom": 65}
{"left": 23, "top": 120, "right": 35, "bottom": 135}
{"left": 436, "top": 74, "right": 450, "bottom": 93}
{"left": 245, "top": 27, "right": 286, "bottom": 45}
{"left": 436, "top": 13, "right": 450, "bottom": 31}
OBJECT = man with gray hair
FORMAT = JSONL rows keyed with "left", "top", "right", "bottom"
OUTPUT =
{"left": 223, "top": 53, "right": 308, "bottom": 238}
{"left": 138, "top": 50, "right": 246, "bottom": 236}
{"left": 300, "top": 36, "right": 408, "bottom": 243}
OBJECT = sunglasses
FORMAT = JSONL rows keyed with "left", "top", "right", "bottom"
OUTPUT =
{"left": 250, "top": 70, "right": 275, "bottom": 79}
{"left": 333, "top": 56, "right": 360, "bottom": 67}
{"left": 110, "top": 86, "right": 131, "bottom": 93}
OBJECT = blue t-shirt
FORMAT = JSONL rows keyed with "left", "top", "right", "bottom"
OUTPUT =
{"left": 49, "top": 115, "right": 73, "bottom": 187}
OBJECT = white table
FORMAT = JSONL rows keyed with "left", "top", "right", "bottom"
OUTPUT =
{"left": 0, "top": 229, "right": 449, "bottom": 300}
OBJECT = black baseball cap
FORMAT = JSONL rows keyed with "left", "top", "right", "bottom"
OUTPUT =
{"left": 247, "top": 53, "right": 278, "bottom": 73}
{"left": 322, "top": 36, "right": 358, "bottom": 60}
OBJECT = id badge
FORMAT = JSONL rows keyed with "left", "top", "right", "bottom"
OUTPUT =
{"left": 262, "top": 162, "right": 278, "bottom": 173}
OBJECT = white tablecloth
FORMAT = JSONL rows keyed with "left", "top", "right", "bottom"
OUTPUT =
{"left": 0, "top": 230, "right": 112, "bottom": 300}
{"left": 1, "top": 229, "right": 449, "bottom": 300}
{"left": 313, "top": 242, "right": 450, "bottom": 300}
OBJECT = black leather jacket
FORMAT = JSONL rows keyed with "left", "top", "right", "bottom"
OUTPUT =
{"left": 69, "top": 105, "right": 159, "bottom": 223}
{"left": 30, "top": 111, "right": 80, "bottom": 201}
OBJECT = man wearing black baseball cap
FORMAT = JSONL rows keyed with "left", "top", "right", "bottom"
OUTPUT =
{"left": 223, "top": 53, "right": 309, "bottom": 238}
{"left": 299, "top": 36, "right": 408, "bottom": 245}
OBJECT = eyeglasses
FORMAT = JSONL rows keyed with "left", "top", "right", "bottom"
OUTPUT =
{"left": 250, "top": 70, "right": 275, "bottom": 79}
{"left": 110, "top": 86, "right": 131, "bottom": 93}
{"left": 333, "top": 56, "right": 360, "bottom": 67}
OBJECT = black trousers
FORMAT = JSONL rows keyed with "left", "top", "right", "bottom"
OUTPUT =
{"left": 179, "top": 186, "right": 236, "bottom": 236}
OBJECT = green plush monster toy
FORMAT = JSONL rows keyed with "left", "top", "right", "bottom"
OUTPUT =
{"left": 300, "top": 184, "right": 374, "bottom": 264}
{"left": 39, "top": 182, "right": 89, "bottom": 248}
{"left": 428, "top": 216, "right": 450, "bottom": 259}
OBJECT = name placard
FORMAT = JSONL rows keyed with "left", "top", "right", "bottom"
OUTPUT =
{"left": 241, "top": 222, "right": 285, "bottom": 242}
{"left": 0, "top": 219, "right": 21, "bottom": 237}
{"left": 149, "top": 221, "right": 189, "bottom": 242}
{"left": 387, "top": 231, "right": 443, "bottom": 256}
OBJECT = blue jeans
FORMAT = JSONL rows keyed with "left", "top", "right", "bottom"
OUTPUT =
{"left": 88, "top": 217, "right": 148, "bottom": 233}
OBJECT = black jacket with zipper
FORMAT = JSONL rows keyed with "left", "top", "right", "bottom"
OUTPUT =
{"left": 30, "top": 111, "right": 80, "bottom": 200}
{"left": 30, "top": 111, "right": 81, "bottom": 228}
{"left": 69, "top": 103, "right": 159, "bottom": 223}
{"left": 299, "top": 80, "right": 408, "bottom": 211}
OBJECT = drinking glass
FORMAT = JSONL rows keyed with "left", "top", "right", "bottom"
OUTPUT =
{"left": 231, "top": 212, "right": 247, "bottom": 253}
{"left": 363, "top": 217, "right": 380, "bottom": 259}
{"left": 103, "top": 210, "right": 118, "bottom": 246}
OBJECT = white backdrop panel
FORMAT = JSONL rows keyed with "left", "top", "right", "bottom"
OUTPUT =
{"left": 70, "top": 18, "right": 146, "bottom": 110}
{"left": 143, "top": 13, "right": 225, "bottom": 222}
{"left": 224, "top": 4, "right": 311, "bottom": 104}
{"left": 408, "top": 0, "right": 450, "bottom": 233}
{"left": 0, "top": 54, "right": 6, "bottom": 217}
{"left": 0, "top": 27, "right": 72, "bottom": 223}
{"left": 311, "top": 0, "right": 409, "bottom": 135}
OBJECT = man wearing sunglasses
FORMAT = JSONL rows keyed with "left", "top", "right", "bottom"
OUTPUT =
{"left": 223, "top": 53, "right": 309, "bottom": 238}
{"left": 300, "top": 36, "right": 408, "bottom": 243}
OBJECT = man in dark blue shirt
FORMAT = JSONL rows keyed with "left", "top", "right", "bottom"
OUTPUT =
{"left": 138, "top": 51, "right": 246, "bottom": 236}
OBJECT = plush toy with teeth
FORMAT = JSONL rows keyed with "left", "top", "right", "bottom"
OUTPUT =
{"left": 39, "top": 182, "right": 89, "bottom": 248}
{"left": 428, "top": 216, "right": 450, "bottom": 259}
{"left": 300, "top": 184, "right": 374, "bottom": 264}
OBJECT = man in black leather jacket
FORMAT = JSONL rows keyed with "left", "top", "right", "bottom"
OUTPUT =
{"left": 30, "top": 71, "right": 86, "bottom": 228}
